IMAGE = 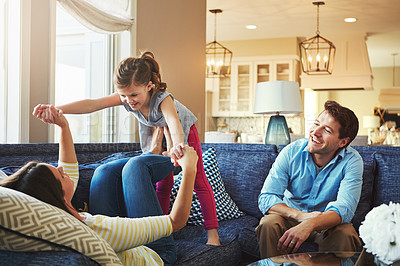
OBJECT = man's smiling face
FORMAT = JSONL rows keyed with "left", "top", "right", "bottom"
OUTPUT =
{"left": 307, "top": 111, "right": 348, "bottom": 160}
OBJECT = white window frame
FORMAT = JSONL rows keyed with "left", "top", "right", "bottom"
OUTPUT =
{"left": 0, "top": 0, "right": 31, "bottom": 143}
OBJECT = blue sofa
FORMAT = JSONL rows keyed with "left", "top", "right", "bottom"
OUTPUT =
{"left": 1, "top": 142, "right": 399, "bottom": 265}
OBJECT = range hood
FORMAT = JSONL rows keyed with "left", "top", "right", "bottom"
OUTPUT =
{"left": 379, "top": 87, "right": 400, "bottom": 111}
{"left": 300, "top": 34, "right": 373, "bottom": 90}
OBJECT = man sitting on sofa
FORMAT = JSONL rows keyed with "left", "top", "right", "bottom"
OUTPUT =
{"left": 256, "top": 100, "right": 363, "bottom": 258}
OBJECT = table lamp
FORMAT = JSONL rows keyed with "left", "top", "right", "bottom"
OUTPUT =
{"left": 254, "top": 81, "right": 303, "bottom": 146}
{"left": 363, "top": 115, "right": 380, "bottom": 145}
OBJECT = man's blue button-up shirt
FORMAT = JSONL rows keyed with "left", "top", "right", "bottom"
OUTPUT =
{"left": 258, "top": 138, "right": 363, "bottom": 223}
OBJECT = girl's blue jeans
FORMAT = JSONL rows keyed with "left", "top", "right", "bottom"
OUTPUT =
{"left": 89, "top": 153, "right": 176, "bottom": 265}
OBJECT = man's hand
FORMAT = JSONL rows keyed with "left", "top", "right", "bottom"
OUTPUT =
{"left": 277, "top": 219, "right": 315, "bottom": 253}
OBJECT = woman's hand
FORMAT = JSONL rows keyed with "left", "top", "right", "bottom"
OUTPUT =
{"left": 33, "top": 104, "right": 67, "bottom": 128}
{"left": 176, "top": 145, "right": 198, "bottom": 174}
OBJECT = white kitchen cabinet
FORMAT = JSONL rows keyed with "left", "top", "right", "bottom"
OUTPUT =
{"left": 209, "top": 56, "right": 299, "bottom": 117}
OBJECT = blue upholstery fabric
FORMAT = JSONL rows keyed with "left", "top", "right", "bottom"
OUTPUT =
{"left": 173, "top": 215, "right": 256, "bottom": 265}
{"left": 237, "top": 216, "right": 261, "bottom": 258}
{"left": 201, "top": 143, "right": 277, "bottom": 219}
{"left": 373, "top": 146, "right": 400, "bottom": 206}
{"left": 0, "top": 250, "right": 99, "bottom": 266}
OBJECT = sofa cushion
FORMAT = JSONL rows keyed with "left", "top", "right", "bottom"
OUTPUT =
{"left": 173, "top": 215, "right": 256, "bottom": 265}
{"left": 202, "top": 143, "right": 278, "bottom": 219}
{"left": 170, "top": 147, "right": 244, "bottom": 225}
{"left": 373, "top": 146, "right": 400, "bottom": 206}
{"left": 237, "top": 216, "right": 261, "bottom": 259}
{"left": 0, "top": 186, "right": 122, "bottom": 265}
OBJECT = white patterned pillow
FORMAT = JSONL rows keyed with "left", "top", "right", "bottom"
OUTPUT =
{"left": 170, "top": 147, "right": 244, "bottom": 225}
{"left": 0, "top": 186, "right": 122, "bottom": 265}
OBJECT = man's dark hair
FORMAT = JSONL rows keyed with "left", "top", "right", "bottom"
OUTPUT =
{"left": 323, "top": 100, "right": 359, "bottom": 147}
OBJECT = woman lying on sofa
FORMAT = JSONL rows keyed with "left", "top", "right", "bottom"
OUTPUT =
{"left": 0, "top": 104, "right": 198, "bottom": 265}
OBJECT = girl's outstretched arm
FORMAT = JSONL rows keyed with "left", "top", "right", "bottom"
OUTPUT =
{"left": 160, "top": 96, "right": 185, "bottom": 160}
{"left": 57, "top": 93, "right": 122, "bottom": 114}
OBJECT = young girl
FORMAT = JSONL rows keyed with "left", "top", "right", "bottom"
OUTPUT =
{"left": 53, "top": 51, "right": 220, "bottom": 245}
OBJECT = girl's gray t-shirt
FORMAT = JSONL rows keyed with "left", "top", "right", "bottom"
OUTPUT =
{"left": 122, "top": 91, "right": 197, "bottom": 152}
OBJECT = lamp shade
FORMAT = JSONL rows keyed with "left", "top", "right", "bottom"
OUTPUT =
{"left": 363, "top": 115, "right": 380, "bottom": 129}
{"left": 254, "top": 81, "right": 303, "bottom": 114}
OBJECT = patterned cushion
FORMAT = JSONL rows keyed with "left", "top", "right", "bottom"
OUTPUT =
{"left": 170, "top": 147, "right": 244, "bottom": 225}
{"left": 0, "top": 186, "right": 122, "bottom": 265}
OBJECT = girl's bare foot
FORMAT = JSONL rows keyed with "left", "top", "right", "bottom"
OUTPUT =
{"left": 150, "top": 127, "right": 164, "bottom": 155}
{"left": 206, "top": 228, "right": 221, "bottom": 246}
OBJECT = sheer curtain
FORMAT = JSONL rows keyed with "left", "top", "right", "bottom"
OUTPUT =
{"left": 54, "top": 0, "right": 135, "bottom": 143}
{"left": 57, "top": 0, "right": 134, "bottom": 34}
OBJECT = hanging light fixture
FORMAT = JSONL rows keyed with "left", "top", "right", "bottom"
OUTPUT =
{"left": 299, "top": 1, "right": 336, "bottom": 75}
{"left": 206, "top": 9, "right": 233, "bottom": 78}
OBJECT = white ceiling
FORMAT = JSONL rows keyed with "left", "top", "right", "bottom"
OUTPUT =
{"left": 207, "top": 0, "right": 400, "bottom": 67}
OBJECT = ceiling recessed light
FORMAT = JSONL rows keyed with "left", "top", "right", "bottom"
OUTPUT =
{"left": 344, "top": 17, "right": 358, "bottom": 23}
{"left": 246, "top": 25, "right": 257, "bottom": 30}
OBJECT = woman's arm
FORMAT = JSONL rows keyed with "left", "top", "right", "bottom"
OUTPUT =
{"left": 57, "top": 93, "right": 122, "bottom": 114}
{"left": 167, "top": 146, "right": 197, "bottom": 232}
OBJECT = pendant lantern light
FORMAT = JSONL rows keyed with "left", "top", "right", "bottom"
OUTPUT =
{"left": 299, "top": 2, "right": 336, "bottom": 75}
{"left": 206, "top": 9, "right": 233, "bottom": 78}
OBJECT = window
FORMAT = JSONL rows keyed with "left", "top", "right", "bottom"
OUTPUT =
{"left": 0, "top": 0, "right": 29, "bottom": 143}
{"left": 0, "top": 0, "right": 6, "bottom": 142}
{"left": 1, "top": 0, "right": 135, "bottom": 144}
{"left": 55, "top": 6, "right": 114, "bottom": 143}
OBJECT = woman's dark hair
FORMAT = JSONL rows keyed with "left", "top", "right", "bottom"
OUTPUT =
{"left": 323, "top": 100, "right": 359, "bottom": 147}
{"left": 114, "top": 51, "right": 167, "bottom": 91}
{"left": 0, "top": 161, "right": 73, "bottom": 216}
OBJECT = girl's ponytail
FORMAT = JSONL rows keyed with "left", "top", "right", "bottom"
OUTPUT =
{"left": 114, "top": 51, "right": 167, "bottom": 91}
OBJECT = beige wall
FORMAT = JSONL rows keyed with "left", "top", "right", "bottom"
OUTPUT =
{"left": 221, "top": 37, "right": 300, "bottom": 57}
{"left": 312, "top": 66, "right": 400, "bottom": 135}
{"left": 136, "top": 0, "right": 206, "bottom": 141}
{"left": 29, "top": 0, "right": 53, "bottom": 143}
